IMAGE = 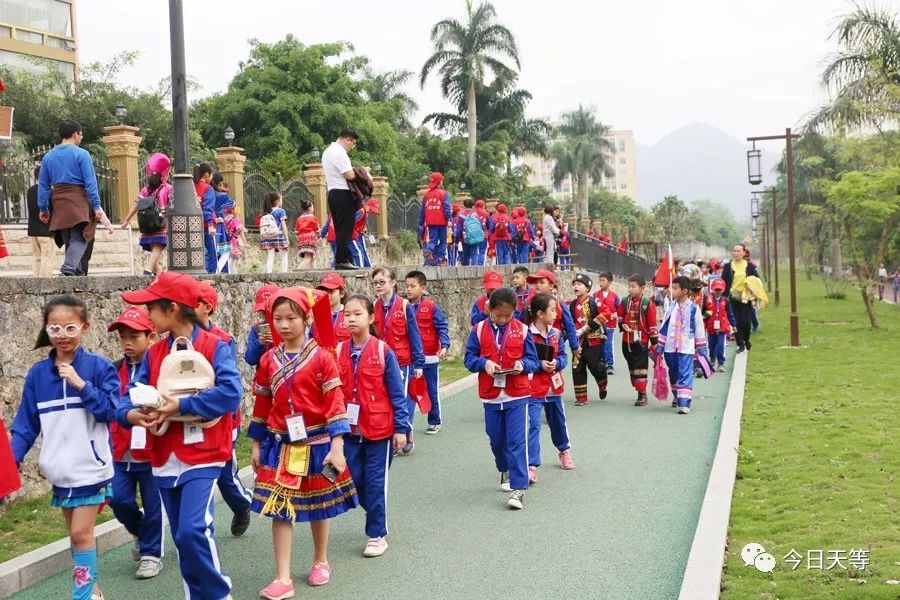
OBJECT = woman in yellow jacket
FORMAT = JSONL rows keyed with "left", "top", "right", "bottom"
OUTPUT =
{"left": 721, "top": 243, "right": 761, "bottom": 352}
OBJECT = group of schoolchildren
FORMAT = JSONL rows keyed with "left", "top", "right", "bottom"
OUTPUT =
{"left": 417, "top": 173, "right": 569, "bottom": 268}
{"left": 7, "top": 256, "right": 737, "bottom": 599}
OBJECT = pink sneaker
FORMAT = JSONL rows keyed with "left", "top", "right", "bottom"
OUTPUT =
{"left": 559, "top": 450, "right": 576, "bottom": 470}
{"left": 307, "top": 562, "right": 331, "bottom": 586}
{"left": 260, "top": 579, "right": 295, "bottom": 599}
{"left": 528, "top": 465, "right": 539, "bottom": 483}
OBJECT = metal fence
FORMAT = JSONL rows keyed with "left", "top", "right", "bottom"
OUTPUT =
{"left": 243, "top": 171, "right": 314, "bottom": 230}
{"left": 570, "top": 231, "right": 656, "bottom": 280}
{"left": 0, "top": 152, "right": 119, "bottom": 224}
{"left": 387, "top": 194, "right": 419, "bottom": 235}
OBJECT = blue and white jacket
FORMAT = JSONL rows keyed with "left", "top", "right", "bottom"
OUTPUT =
{"left": 11, "top": 347, "right": 120, "bottom": 498}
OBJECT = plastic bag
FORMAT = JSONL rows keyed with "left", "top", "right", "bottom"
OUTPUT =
{"left": 652, "top": 356, "right": 669, "bottom": 402}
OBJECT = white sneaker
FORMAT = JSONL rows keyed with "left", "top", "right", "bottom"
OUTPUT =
{"left": 677, "top": 406, "right": 691, "bottom": 415}
{"left": 363, "top": 537, "right": 388, "bottom": 558}
{"left": 507, "top": 490, "right": 525, "bottom": 510}
{"left": 499, "top": 471, "right": 512, "bottom": 492}
{"left": 135, "top": 556, "right": 163, "bottom": 579}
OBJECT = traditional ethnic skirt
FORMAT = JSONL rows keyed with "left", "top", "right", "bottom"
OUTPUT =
{"left": 296, "top": 232, "right": 317, "bottom": 257}
{"left": 139, "top": 229, "right": 167, "bottom": 251}
{"left": 260, "top": 234, "right": 288, "bottom": 251}
{"left": 252, "top": 429, "right": 358, "bottom": 523}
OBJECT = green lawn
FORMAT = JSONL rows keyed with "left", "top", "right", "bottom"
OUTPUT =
{"left": 722, "top": 274, "right": 900, "bottom": 599}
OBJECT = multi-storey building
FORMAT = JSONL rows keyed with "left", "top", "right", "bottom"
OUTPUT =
{"left": 523, "top": 129, "right": 638, "bottom": 203}
{"left": 0, "top": 0, "right": 78, "bottom": 80}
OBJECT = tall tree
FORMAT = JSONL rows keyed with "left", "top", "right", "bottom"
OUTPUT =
{"left": 551, "top": 106, "right": 614, "bottom": 220}
{"left": 362, "top": 69, "right": 419, "bottom": 130}
{"left": 420, "top": 0, "right": 520, "bottom": 171}
{"left": 651, "top": 195, "right": 693, "bottom": 242}
{"left": 807, "top": 2, "right": 900, "bottom": 131}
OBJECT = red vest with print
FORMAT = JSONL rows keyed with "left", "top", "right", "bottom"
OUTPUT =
{"left": 337, "top": 339, "right": 394, "bottom": 440}
{"left": 145, "top": 330, "right": 234, "bottom": 467}
{"left": 512, "top": 217, "right": 532, "bottom": 241}
{"left": 333, "top": 310, "right": 351, "bottom": 344}
{"left": 414, "top": 298, "right": 441, "bottom": 356}
{"left": 374, "top": 296, "right": 411, "bottom": 366}
{"left": 111, "top": 358, "right": 153, "bottom": 462}
{"left": 423, "top": 189, "right": 449, "bottom": 226}
{"left": 475, "top": 319, "right": 531, "bottom": 400}
{"left": 706, "top": 296, "right": 731, "bottom": 334}
{"left": 529, "top": 328, "right": 564, "bottom": 398}
{"left": 493, "top": 213, "right": 511, "bottom": 240}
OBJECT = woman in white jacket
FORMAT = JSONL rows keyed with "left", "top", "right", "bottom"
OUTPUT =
{"left": 542, "top": 205, "right": 561, "bottom": 266}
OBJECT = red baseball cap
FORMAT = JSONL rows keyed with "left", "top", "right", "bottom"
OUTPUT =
{"left": 527, "top": 269, "right": 557, "bottom": 286}
{"left": 253, "top": 284, "right": 280, "bottom": 312}
{"left": 483, "top": 270, "right": 504, "bottom": 291}
{"left": 366, "top": 198, "right": 381, "bottom": 215}
{"left": 197, "top": 282, "right": 218, "bottom": 313}
{"left": 107, "top": 307, "right": 154, "bottom": 333}
{"left": 122, "top": 272, "right": 201, "bottom": 308}
{"left": 317, "top": 272, "right": 346, "bottom": 291}
{"left": 710, "top": 279, "right": 726, "bottom": 291}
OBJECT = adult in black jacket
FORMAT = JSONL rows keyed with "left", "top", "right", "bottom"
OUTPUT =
{"left": 722, "top": 243, "right": 760, "bottom": 352}
{"left": 26, "top": 166, "right": 56, "bottom": 276}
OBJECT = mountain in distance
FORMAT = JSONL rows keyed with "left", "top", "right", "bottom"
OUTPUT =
{"left": 635, "top": 122, "right": 780, "bottom": 219}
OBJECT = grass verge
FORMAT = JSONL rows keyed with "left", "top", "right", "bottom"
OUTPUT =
{"left": 721, "top": 274, "right": 900, "bottom": 599}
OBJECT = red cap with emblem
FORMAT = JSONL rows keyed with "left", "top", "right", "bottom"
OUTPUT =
{"left": 527, "top": 269, "right": 557, "bottom": 287}
{"left": 121, "top": 272, "right": 201, "bottom": 309}
{"left": 483, "top": 270, "right": 504, "bottom": 291}
{"left": 107, "top": 307, "right": 155, "bottom": 333}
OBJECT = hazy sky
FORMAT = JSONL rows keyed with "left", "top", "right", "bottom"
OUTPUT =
{"left": 76, "top": 0, "right": 853, "bottom": 146}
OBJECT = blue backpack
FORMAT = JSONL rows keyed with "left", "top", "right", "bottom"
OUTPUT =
{"left": 462, "top": 212, "right": 485, "bottom": 245}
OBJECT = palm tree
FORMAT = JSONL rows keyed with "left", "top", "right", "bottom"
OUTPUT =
{"left": 420, "top": 0, "right": 520, "bottom": 171}
{"left": 363, "top": 69, "right": 419, "bottom": 130}
{"left": 505, "top": 116, "right": 551, "bottom": 174}
{"left": 552, "top": 106, "right": 615, "bottom": 220}
{"left": 807, "top": 3, "right": 900, "bottom": 131}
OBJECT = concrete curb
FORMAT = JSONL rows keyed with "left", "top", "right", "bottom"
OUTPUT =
{"left": 678, "top": 350, "right": 749, "bottom": 600}
{"left": 0, "top": 374, "right": 478, "bottom": 598}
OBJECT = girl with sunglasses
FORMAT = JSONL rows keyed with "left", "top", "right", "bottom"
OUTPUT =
{"left": 11, "top": 295, "right": 120, "bottom": 600}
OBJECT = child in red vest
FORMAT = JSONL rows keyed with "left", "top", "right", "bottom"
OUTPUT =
{"left": 117, "top": 272, "right": 243, "bottom": 600}
{"left": 593, "top": 272, "right": 621, "bottom": 375}
{"left": 526, "top": 293, "right": 574, "bottom": 483}
{"left": 463, "top": 287, "right": 540, "bottom": 510}
{"left": 492, "top": 203, "right": 513, "bottom": 265}
{"left": 316, "top": 272, "right": 351, "bottom": 344}
{"left": 294, "top": 199, "right": 320, "bottom": 271}
{"left": 405, "top": 271, "right": 451, "bottom": 434}
{"left": 107, "top": 308, "right": 164, "bottom": 579}
{"left": 471, "top": 270, "right": 504, "bottom": 326}
{"left": 511, "top": 265, "right": 534, "bottom": 321}
{"left": 372, "top": 267, "right": 425, "bottom": 456}
{"left": 511, "top": 208, "right": 533, "bottom": 263}
{"left": 617, "top": 275, "right": 659, "bottom": 406}
{"left": 706, "top": 279, "right": 736, "bottom": 372}
{"left": 418, "top": 172, "right": 452, "bottom": 265}
{"left": 250, "top": 288, "right": 357, "bottom": 596}
{"left": 337, "top": 294, "right": 410, "bottom": 559}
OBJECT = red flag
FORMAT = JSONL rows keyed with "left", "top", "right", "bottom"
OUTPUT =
{"left": 409, "top": 376, "right": 432, "bottom": 414}
{"left": 0, "top": 418, "right": 22, "bottom": 499}
{"left": 653, "top": 246, "right": 675, "bottom": 286}
{"left": 0, "top": 77, "right": 5, "bottom": 93}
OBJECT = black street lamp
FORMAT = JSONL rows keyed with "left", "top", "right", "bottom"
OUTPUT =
{"left": 750, "top": 195, "right": 760, "bottom": 218}
{"left": 224, "top": 126, "right": 235, "bottom": 147}
{"left": 114, "top": 102, "right": 127, "bottom": 124}
{"left": 372, "top": 161, "right": 381, "bottom": 176}
{"left": 166, "top": 0, "right": 205, "bottom": 273}
{"left": 747, "top": 142, "right": 763, "bottom": 185}
{"left": 309, "top": 147, "right": 321, "bottom": 162}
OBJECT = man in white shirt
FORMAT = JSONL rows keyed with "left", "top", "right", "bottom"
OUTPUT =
{"left": 322, "top": 130, "right": 360, "bottom": 270}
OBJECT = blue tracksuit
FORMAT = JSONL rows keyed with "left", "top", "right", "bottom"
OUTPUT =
{"left": 527, "top": 327, "right": 570, "bottom": 467}
{"left": 418, "top": 190, "right": 452, "bottom": 265}
{"left": 707, "top": 295, "right": 736, "bottom": 367}
{"left": 412, "top": 300, "right": 451, "bottom": 427}
{"left": 344, "top": 343, "right": 410, "bottom": 538}
{"left": 351, "top": 235, "right": 371, "bottom": 268}
{"left": 558, "top": 302, "right": 581, "bottom": 354}
{"left": 200, "top": 184, "right": 217, "bottom": 274}
{"left": 470, "top": 298, "right": 490, "bottom": 327}
{"left": 464, "top": 320, "right": 541, "bottom": 492}
{"left": 110, "top": 357, "right": 164, "bottom": 560}
{"left": 116, "top": 326, "right": 242, "bottom": 600}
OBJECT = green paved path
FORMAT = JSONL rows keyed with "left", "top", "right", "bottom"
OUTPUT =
{"left": 13, "top": 346, "right": 733, "bottom": 600}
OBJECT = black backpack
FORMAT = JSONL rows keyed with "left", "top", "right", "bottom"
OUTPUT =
{"left": 137, "top": 191, "right": 165, "bottom": 234}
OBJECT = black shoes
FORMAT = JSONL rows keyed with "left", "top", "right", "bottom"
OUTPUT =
{"left": 335, "top": 263, "right": 363, "bottom": 271}
{"left": 231, "top": 508, "right": 251, "bottom": 537}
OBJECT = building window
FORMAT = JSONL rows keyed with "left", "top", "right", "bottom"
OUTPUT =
{"left": 619, "top": 183, "right": 627, "bottom": 190}
{"left": 0, "top": 49, "right": 74, "bottom": 79}
{"left": 14, "top": 28, "right": 43, "bottom": 44}
{"left": 0, "top": 25, "right": 11, "bottom": 38}
{"left": 619, "top": 157, "right": 626, "bottom": 165}
{"left": 618, "top": 140, "right": 626, "bottom": 152}
{"left": 0, "top": 0, "right": 73, "bottom": 37}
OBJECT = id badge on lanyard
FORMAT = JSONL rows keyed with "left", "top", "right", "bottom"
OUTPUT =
{"left": 492, "top": 324, "right": 513, "bottom": 388}
{"left": 713, "top": 319, "right": 721, "bottom": 331}
{"left": 347, "top": 402, "right": 361, "bottom": 425}
{"left": 281, "top": 349, "right": 307, "bottom": 442}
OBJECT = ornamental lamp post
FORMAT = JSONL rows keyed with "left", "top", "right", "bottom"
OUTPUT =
{"left": 372, "top": 161, "right": 381, "bottom": 176}
{"left": 750, "top": 195, "right": 760, "bottom": 218}
{"left": 224, "top": 126, "right": 235, "bottom": 147}
{"left": 114, "top": 102, "right": 127, "bottom": 124}
{"left": 747, "top": 142, "right": 763, "bottom": 185}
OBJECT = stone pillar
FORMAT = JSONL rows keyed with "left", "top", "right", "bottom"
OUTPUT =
{"left": 373, "top": 176, "right": 390, "bottom": 240}
{"left": 592, "top": 219, "right": 603, "bottom": 234}
{"left": 456, "top": 191, "right": 470, "bottom": 206}
{"left": 580, "top": 217, "right": 591, "bottom": 233}
{"left": 487, "top": 198, "right": 499, "bottom": 213}
{"left": 101, "top": 125, "right": 142, "bottom": 224}
{"left": 566, "top": 215, "right": 577, "bottom": 232}
{"left": 303, "top": 163, "right": 327, "bottom": 224}
{"left": 215, "top": 146, "right": 247, "bottom": 220}
{"left": 417, "top": 185, "right": 429, "bottom": 202}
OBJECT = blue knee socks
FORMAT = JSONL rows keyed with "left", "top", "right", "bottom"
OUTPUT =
{"left": 71, "top": 548, "right": 97, "bottom": 600}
